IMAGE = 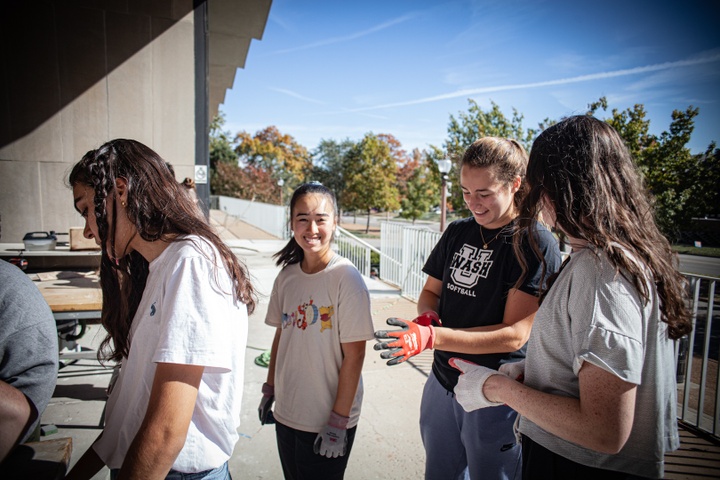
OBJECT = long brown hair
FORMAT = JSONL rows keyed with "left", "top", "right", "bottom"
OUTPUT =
{"left": 460, "top": 137, "right": 528, "bottom": 209}
{"left": 69, "top": 139, "right": 256, "bottom": 362}
{"left": 516, "top": 116, "right": 691, "bottom": 339}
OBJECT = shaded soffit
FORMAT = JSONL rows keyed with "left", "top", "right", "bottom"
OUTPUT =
{"left": 207, "top": 0, "right": 272, "bottom": 119}
{"left": 0, "top": 0, "right": 271, "bottom": 148}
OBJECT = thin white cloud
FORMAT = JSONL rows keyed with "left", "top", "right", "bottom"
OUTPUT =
{"left": 345, "top": 53, "right": 720, "bottom": 113}
{"left": 270, "top": 13, "right": 417, "bottom": 55}
{"left": 270, "top": 87, "right": 326, "bottom": 105}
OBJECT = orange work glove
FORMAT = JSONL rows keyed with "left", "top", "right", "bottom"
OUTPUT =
{"left": 374, "top": 317, "right": 436, "bottom": 366}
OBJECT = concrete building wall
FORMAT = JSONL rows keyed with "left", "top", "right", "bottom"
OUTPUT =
{"left": 0, "top": 1, "right": 197, "bottom": 243}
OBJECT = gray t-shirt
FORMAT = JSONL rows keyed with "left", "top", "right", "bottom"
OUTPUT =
{"left": 0, "top": 259, "right": 58, "bottom": 441}
{"left": 518, "top": 247, "right": 679, "bottom": 479}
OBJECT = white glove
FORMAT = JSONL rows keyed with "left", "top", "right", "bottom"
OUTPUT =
{"left": 450, "top": 358, "right": 503, "bottom": 412}
{"left": 313, "top": 411, "right": 349, "bottom": 458}
{"left": 499, "top": 359, "right": 525, "bottom": 382}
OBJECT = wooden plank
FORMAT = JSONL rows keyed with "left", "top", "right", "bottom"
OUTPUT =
{"left": 664, "top": 424, "right": 720, "bottom": 479}
{"left": 30, "top": 270, "right": 102, "bottom": 312}
{"left": 3, "top": 437, "right": 73, "bottom": 480}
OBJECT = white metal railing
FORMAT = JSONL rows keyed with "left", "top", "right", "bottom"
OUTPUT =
{"left": 676, "top": 274, "right": 719, "bottom": 440}
{"left": 333, "top": 226, "right": 381, "bottom": 277}
{"left": 380, "top": 222, "right": 441, "bottom": 299}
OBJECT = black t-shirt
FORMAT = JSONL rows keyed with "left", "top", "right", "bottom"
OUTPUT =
{"left": 422, "top": 217, "right": 561, "bottom": 391}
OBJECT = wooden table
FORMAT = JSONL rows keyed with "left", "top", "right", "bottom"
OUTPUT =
{"left": 29, "top": 270, "right": 102, "bottom": 361}
{"left": 30, "top": 270, "right": 102, "bottom": 319}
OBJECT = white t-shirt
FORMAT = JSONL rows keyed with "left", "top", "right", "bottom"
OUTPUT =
{"left": 519, "top": 246, "right": 679, "bottom": 478}
{"left": 265, "top": 254, "right": 374, "bottom": 432}
{"left": 94, "top": 236, "right": 249, "bottom": 472}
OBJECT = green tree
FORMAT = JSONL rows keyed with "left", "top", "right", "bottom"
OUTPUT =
{"left": 590, "top": 97, "right": 719, "bottom": 240}
{"left": 442, "top": 100, "right": 547, "bottom": 213}
{"left": 420, "top": 146, "right": 451, "bottom": 214}
{"left": 445, "top": 99, "right": 539, "bottom": 155}
{"left": 342, "top": 133, "right": 401, "bottom": 233}
{"left": 311, "top": 138, "right": 355, "bottom": 213}
{"left": 209, "top": 113, "right": 238, "bottom": 175}
{"left": 398, "top": 160, "right": 435, "bottom": 223}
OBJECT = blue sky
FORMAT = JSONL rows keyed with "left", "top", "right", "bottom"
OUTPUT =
{"left": 222, "top": 0, "right": 720, "bottom": 155}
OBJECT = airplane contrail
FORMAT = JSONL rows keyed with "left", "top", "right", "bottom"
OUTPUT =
{"left": 346, "top": 53, "right": 720, "bottom": 112}
{"left": 271, "top": 14, "right": 417, "bottom": 55}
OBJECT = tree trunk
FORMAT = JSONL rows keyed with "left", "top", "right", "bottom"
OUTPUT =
{"left": 366, "top": 209, "right": 371, "bottom": 234}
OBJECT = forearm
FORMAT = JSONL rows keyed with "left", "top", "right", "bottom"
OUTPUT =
{"left": 332, "top": 343, "right": 366, "bottom": 417}
{"left": 117, "top": 363, "right": 203, "bottom": 479}
{"left": 64, "top": 441, "right": 106, "bottom": 480}
{"left": 0, "top": 380, "right": 34, "bottom": 460}
{"left": 117, "top": 424, "right": 184, "bottom": 480}
{"left": 417, "top": 288, "right": 439, "bottom": 317}
{"left": 266, "top": 328, "right": 281, "bottom": 386}
{"left": 484, "top": 368, "right": 635, "bottom": 454}
{"left": 433, "top": 323, "right": 528, "bottom": 354}
{"left": 434, "top": 288, "right": 537, "bottom": 354}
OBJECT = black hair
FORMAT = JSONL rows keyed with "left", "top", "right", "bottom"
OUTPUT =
{"left": 273, "top": 182, "right": 338, "bottom": 268}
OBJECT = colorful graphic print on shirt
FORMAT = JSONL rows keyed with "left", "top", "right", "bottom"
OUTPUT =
{"left": 281, "top": 297, "right": 334, "bottom": 332}
{"left": 447, "top": 244, "right": 494, "bottom": 298}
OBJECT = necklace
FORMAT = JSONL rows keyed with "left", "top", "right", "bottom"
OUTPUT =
{"left": 480, "top": 226, "right": 506, "bottom": 249}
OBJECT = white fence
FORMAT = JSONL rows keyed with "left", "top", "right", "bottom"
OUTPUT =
{"left": 213, "top": 195, "right": 288, "bottom": 239}
{"left": 333, "top": 226, "right": 381, "bottom": 278}
{"left": 677, "top": 274, "right": 720, "bottom": 441}
{"left": 380, "top": 222, "right": 441, "bottom": 300}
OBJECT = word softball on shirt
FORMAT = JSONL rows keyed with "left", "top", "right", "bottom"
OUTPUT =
{"left": 448, "top": 244, "right": 493, "bottom": 297}
{"left": 281, "top": 297, "right": 334, "bottom": 332}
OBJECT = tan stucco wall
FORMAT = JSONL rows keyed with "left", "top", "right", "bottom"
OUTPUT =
{"left": 0, "top": 5, "right": 196, "bottom": 243}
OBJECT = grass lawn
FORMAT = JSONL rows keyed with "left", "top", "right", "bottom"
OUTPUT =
{"left": 673, "top": 245, "right": 720, "bottom": 258}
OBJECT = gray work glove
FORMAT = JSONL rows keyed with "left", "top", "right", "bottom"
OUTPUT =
{"left": 313, "top": 410, "right": 349, "bottom": 458}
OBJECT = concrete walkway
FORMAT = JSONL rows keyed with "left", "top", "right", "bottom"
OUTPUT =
{"left": 42, "top": 213, "right": 429, "bottom": 479}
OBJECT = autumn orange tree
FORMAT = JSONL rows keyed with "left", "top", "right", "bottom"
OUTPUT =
{"left": 210, "top": 162, "right": 278, "bottom": 204}
{"left": 235, "top": 126, "right": 312, "bottom": 197}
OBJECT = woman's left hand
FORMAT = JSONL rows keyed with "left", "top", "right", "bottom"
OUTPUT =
{"left": 450, "top": 358, "right": 504, "bottom": 411}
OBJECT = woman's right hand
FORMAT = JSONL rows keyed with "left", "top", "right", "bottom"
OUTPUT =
{"left": 258, "top": 382, "right": 275, "bottom": 425}
{"left": 499, "top": 359, "right": 525, "bottom": 382}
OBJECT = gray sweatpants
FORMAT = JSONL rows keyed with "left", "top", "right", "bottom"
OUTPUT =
{"left": 420, "top": 371, "right": 521, "bottom": 480}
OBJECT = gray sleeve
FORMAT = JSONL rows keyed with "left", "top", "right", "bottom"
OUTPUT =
{"left": 0, "top": 262, "right": 59, "bottom": 441}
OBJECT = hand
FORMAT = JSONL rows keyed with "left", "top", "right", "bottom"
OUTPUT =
{"left": 414, "top": 311, "right": 442, "bottom": 327}
{"left": 449, "top": 357, "right": 504, "bottom": 412}
{"left": 313, "top": 411, "right": 349, "bottom": 458}
{"left": 258, "top": 382, "right": 275, "bottom": 425}
{"left": 374, "top": 317, "right": 436, "bottom": 366}
{"left": 499, "top": 359, "right": 525, "bottom": 382}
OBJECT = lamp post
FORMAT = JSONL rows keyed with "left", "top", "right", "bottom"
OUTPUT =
{"left": 437, "top": 158, "right": 452, "bottom": 232}
{"left": 277, "top": 177, "right": 285, "bottom": 205}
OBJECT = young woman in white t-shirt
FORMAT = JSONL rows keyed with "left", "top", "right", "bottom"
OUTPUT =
{"left": 260, "top": 182, "right": 374, "bottom": 480}
{"left": 65, "top": 139, "right": 256, "bottom": 480}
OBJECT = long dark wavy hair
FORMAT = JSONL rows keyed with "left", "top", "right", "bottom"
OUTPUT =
{"left": 69, "top": 139, "right": 256, "bottom": 362}
{"left": 515, "top": 115, "right": 691, "bottom": 339}
{"left": 274, "top": 182, "right": 338, "bottom": 268}
{"left": 460, "top": 137, "right": 528, "bottom": 210}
